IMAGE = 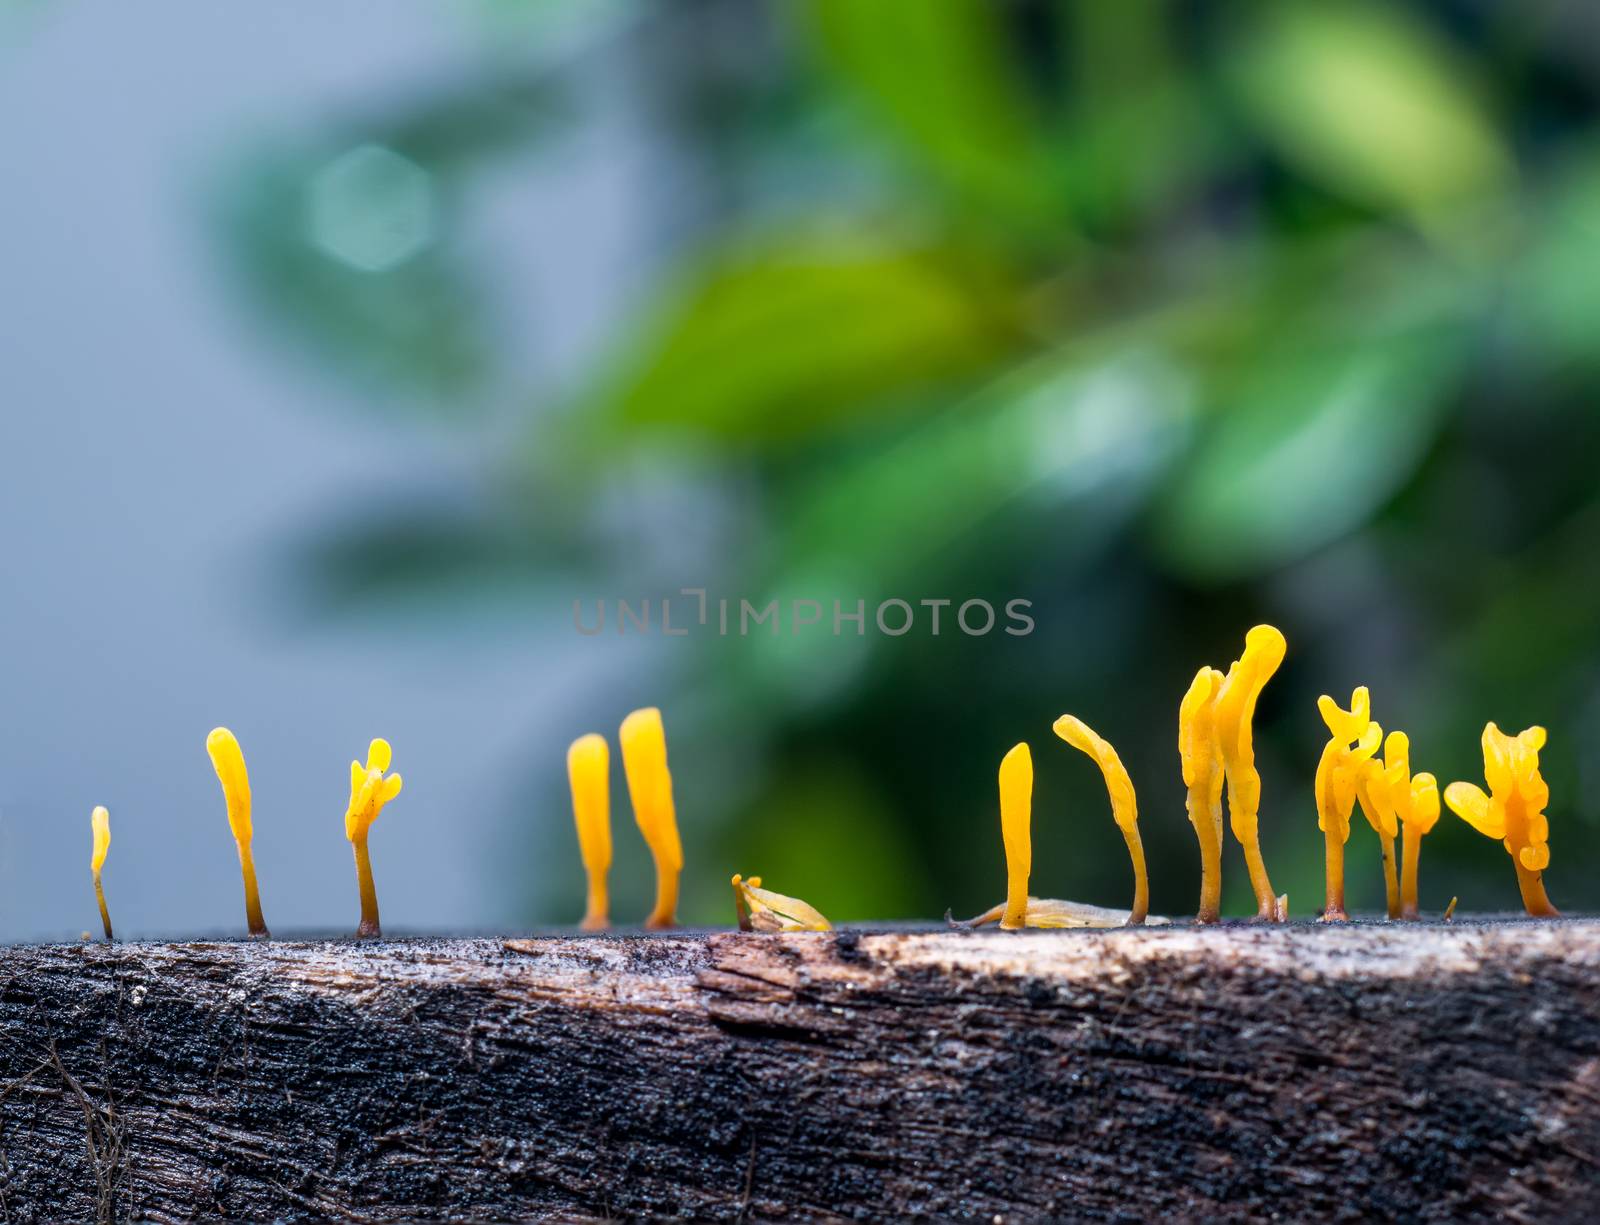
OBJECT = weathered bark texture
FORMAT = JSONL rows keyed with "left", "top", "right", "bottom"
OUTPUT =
{"left": 2, "top": 921, "right": 1599, "bottom": 1222}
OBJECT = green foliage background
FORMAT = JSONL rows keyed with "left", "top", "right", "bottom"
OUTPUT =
{"left": 225, "top": 0, "right": 1600, "bottom": 924}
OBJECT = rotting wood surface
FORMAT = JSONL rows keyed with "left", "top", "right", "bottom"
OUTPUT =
{"left": 2, "top": 920, "right": 1598, "bottom": 1222}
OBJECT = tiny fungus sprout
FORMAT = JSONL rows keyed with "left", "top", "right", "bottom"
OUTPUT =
{"left": 731, "top": 874, "right": 832, "bottom": 932}
{"left": 567, "top": 733, "right": 612, "bottom": 931}
{"left": 1178, "top": 666, "right": 1227, "bottom": 923}
{"left": 90, "top": 805, "right": 113, "bottom": 941}
{"left": 998, "top": 741, "right": 1033, "bottom": 930}
{"left": 206, "top": 727, "right": 270, "bottom": 939}
{"left": 1314, "top": 688, "right": 1383, "bottom": 923}
{"left": 619, "top": 707, "right": 683, "bottom": 929}
{"left": 1213, "top": 625, "right": 1288, "bottom": 921}
{"left": 1397, "top": 769, "right": 1441, "bottom": 920}
{"left": 345, "top": 738, "right": 404, "bottom": 938}
{"left": 1444, "top": 722, "right": 1558, "bottom": 918}
{"left": 1052, "top": 715, "right": 1147, "bottom": 925}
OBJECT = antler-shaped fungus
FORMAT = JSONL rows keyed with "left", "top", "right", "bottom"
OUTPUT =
{"left": 1213, "top": 625, "right": 1289, "bottom": 921}
{"left": 1315, "top": 688, "right": 1382, "bottom": 922}
{"left": 731, "top": 874, "right": 832, "bottom": 932}
{"left": 345, "top": 738, "right": 404, "bottom": 938}
{"left": 206, "top": 727, "right": 269, "bottom": 939}
{"left": 1444, "top": 722, "right": 1558, "bottom": 917}
{"left": 620, "top": 707, "right": 683, "bottom": 929}
{"left": 1052, "top": 715, "right": 1147, "bottom": 925}
{"left": 1178, "top": 666, "right": 1227, "bottom": 923}
{"left": 567, "top": 733, "right": 612, "bottom": 930}
{"left": 90, "top": 805, "right": 113, "bottom": 941}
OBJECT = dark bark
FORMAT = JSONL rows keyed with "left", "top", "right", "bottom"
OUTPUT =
{"left": 2, "top": 920, "right": 1598, "bottom": 1222}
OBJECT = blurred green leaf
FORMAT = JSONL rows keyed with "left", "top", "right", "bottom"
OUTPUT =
{"left": 803, "top": 0, "right": 1058, "bottom": 228}
{"left": 1512, "top": 154, "right": 1600, "bottom": 375}
{"left": 603, "top": 237, "right": 1021, "bottom": 443}
{"left": 1153, "top": 307, "right": 1471, "bottom": 580}
{"left": 1230, "top": 3, "right": 1511, "bottom": 226}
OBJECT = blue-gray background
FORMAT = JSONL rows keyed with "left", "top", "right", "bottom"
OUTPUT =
{"left": 4, "top": 1, "right": 1599, "bottom": 940}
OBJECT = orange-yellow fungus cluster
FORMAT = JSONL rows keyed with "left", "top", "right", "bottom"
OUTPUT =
{"left": 90, "top": 805, "right": 113, "bottom": 941}
{"left": 207, "top": 728, "right": 270, "bottom": 939}
{"left": 345, "top": 738, "right": 404, "bottom": 938}
{"left": 731, "top": 874, "right": 832, "bottom": 932}
{"left": 1314, "top": 688, "right": 1382, "bottom": 922}
{"left": 564, "top": 706, "right": 686, "bottom": 930}
{"left": 1445, "top": 723, "right": 1558, "bottom": 917}
{"left": 1176, "top": 627, "right": 1287, "bottom": 923}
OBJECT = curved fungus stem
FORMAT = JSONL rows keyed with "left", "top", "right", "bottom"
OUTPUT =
{"left": 620, "top": 707, "right": 683, "bottom": 930}
{"left": 90, "top": 805, "right": 113, "bottom": 941}
{"left": 1178, "top": 667, "right": 1226, "bottom": 924}
{"left": 344, "top": 738, "right": 404, "bottom": 940}
{"left": 1397, "top": 772, "right": 1440, "bottom": 920}
{"left": 1213, "top": 625, "right": 1287, "bottom": 921}
{"left": 998, "top": 742, "right": 1033, "bottom": 931}
{"left": 206, "top": 727, "right": 270, "bottom": 940}
{"left": 1052, "top": 715, "right": 1146, "bottom": 925}
{"left": 567, "top": 734, "right": 613, "bottom": 931}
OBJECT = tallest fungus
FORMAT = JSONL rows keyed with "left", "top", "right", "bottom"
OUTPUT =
{"left": 206, "top": 728, "right": 269, "bottom": 939}
{"left": 567, "top": 733, "right": 612, "bottom": 930}
{"left": 1445, "top": 722, "right": 1558, "bottom": 918}
{"left": 620, "top": 707, "right": 683, "bottom": 929}
{"left": 1213, "top": 624, "right": 1288, "bottom": 921}
{"left": 90, "top": 805, "right": 113, "bottom": 941}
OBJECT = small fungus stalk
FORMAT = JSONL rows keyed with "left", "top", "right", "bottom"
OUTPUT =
{"left": 90, "top": 805, "right": 113, "bottom": 941}
{"left": 998, "top": 742, "right": 1033, "bottom": 930}
{"left": 1397, "top": 772, "right": 1439, "bottom": 920}
{"left": 1179, "top": 666, "right": 1226, "bottom": 923}
{"left": 344, "top": 738, "right": 404, "bottom": 939}
{"left": 567, "top": 734, "right": 612, "bottom": 931}
{"left": 1444, "top": 723, "right": 1559, "bottom": 919}
{"left": 206, "top": 727, "right": 270, "bottom": 939}
{"left": 1053, "top": 715, "right": 1146, "bottom": 925}
{"left": 1213, "top": 625, "right": 1288, "bottom": 921}
{"left": 1378, "top": 832, "right": 1400, "bottom": 920}
{"left": 620, "top": 707, "right": 684, "bottom": 929}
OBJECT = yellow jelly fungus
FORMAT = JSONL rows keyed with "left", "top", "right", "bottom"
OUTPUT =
{"left": 1355, "top": 731, "right": 1409, "bottom": 920}
{"left": 998, "top": 741, "right": 1033, "bottom": 930}
{"left": 567, "top": 734, "right": 612, "bottom": 931}
{"left": 90, "top": 805, "right": 113, "bottom": 941}
{"left": 1444, "top": 722, "right": 1558, "bottom": 918}
{"left": 344, "top": 738, "right": 404, "bottom": 938}
{"left": 620, "top": 707, "right": 683, "bottom": 930}
{"left": 1052, "top": 715, "right": 1147, "bottom": 926}
{"left": 207, "top": 727, "right": 270, "bottom": 939}
{"left": 731, "top": 874, "right": 832, "bottom": 932}
{"left": 1212, "top": 625, "right": 1288, "bottom": 921}
{"left": 1397, "top": 770, "right": 1440, "bottom": 920}
{"left": 1178, "top": 666, "right": 1226, "bottom": 923}
{"left": 1314, "top": 688, "right": 1383, "bottom": 922}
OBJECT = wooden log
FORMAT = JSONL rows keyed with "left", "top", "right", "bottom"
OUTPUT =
{"left": 2, "top": 920, "right": 1598, "bottom": 1221}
